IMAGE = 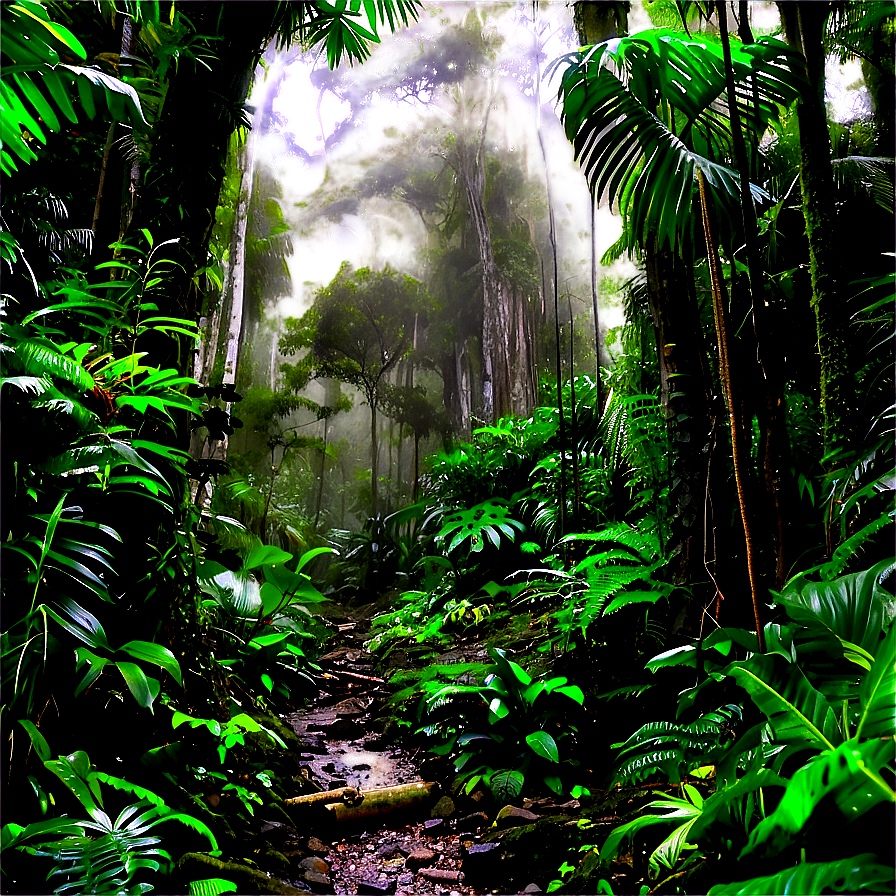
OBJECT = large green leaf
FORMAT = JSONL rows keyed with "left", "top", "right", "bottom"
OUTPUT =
{"left": 118, "top": 641, "right": 182, "bottom": 687}
{"left": 776, "top": 560, "right": 896, "bottom": 658}
{"left": 13, "top": 339, "right": 94, "bottom": 390}
{"left": 856, "top": 623, "right": 896, "bottom": 739}
{"left": 489, "top": 768, "right": 524, "bottom": 804}
{"left": 200, "top": 570, "right": 262, "bottom": 618}
{"left": 688, "top": 767, "right": 788, "bottom": 842}
{"left": 726, "top": 653, "right": 841, "bottom": 750}
{"left": 741, "top": 738, "right": 895, "bottom": 860}
{"left": 707, "top": 853, "right": 894, "bottom": 894}
{"left": 552, "top": 29, "right": 803, "bottom": 253}
{"left": 525, "top": 731, "right": 559, "bottom": 763}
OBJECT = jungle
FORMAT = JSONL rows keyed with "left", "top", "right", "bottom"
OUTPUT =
{"left": 1, "top": 1, "right": 893, "bottom": 895}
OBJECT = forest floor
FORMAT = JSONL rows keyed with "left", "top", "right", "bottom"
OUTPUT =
{"left": 250, "top": 596, "right": 653, "bottom": 896}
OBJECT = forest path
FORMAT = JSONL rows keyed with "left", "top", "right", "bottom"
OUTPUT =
{"left": 273, "top": 599, "right": 489, "bottom": 896}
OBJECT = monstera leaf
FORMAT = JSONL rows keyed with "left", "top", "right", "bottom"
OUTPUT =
{"left": 726, "top": 653, "right": 841, "bottom": 751}
{"left": 741, "top": 737, "right": 896, "bottom": 860}
{"left": 551, "top": 28, "right": 805, "bottom": 254}
{"left": 708, "top": 854, "right": 895, "bottom": 895}
{"left": 776, "top": 559, "right": 896, "bottom": 658}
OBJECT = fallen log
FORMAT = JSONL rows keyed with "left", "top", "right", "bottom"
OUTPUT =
{"left": 284, "top": 786, "right": 363, "bottom": 808}
{"left": 284, "top": 781, "right": 438, "bottom": 825}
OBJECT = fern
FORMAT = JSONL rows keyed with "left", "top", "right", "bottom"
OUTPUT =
{"left": 612, "top": 705, "right": 742, "bottom": 785}
{"left": 43, "top": 829, "right": 162, "bottom": 895}
{"left": 188, "top": 880, "right": 237, "bottom": 896}
{"left": 552, "top": 524, "right": 671, "bottom": 644}
{"left": 820, "top": 510, "right": 894, "bottom": 581}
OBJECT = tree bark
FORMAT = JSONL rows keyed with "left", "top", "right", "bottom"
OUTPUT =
{"left": 778, "top": 1, "right": 855, "bottom": 457}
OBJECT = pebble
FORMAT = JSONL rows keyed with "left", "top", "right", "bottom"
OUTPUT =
{"left": 357, "top": 879, "right": 397, "bottom": 895}
{"left": 299, "top": 856, "right": 330, "bottom": 875}
{"left": 418, "top": 868, "right": 463, "bottom": 882}
{"left": 307, "top": 836, "right": 330, "bottom": 855}
{"left": 405, "top": 847, "right": 437, "bottom": 869}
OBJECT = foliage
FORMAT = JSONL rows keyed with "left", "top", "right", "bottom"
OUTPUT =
{"left": 2, "top": 731, "right": 216, "bottom": 896}
{"left": 588, "top": 560, "right": 895, "bottom": 893}
{"left": 423, "top": 648, "right": 586, "bottom": 801}
{"left": 551, "top": 27, "right": 804, "bottom": 254}
{"left": 0, "top": 0, "right": 147, "bottom": 176}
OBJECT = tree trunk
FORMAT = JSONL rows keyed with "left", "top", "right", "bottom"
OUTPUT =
{"left": 126, "top": 4, "right": 276, "bottom": 326}
{"left": 778, "top": 1, "right": 855, "bottom": 457}
{"left": 370, "top": 398, "right": 379, "bottom": 517}
{"left": 314, "top": 416, "right": 329, "bottom": 529}
{"left": 189, "top": 127, "right": 256, "bottom": 505}
{"left": 91, "top": 13, "right": 138, "bottom": 265}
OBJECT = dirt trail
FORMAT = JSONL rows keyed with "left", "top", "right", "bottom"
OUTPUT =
{"left": 274, "top": 603, "right": 490, "bottom": 896}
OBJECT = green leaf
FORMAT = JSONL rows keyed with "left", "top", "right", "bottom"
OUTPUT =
{"left": 776, "top": 560, "right": 895, "bottom": 657}
{"left": 118, "top": 641, "right": 182, "bottom": 686}
{"left": 18, "top": 719, "right": 51, "bottom": 761}
{"left": 526, "top": 731, "right": 560, "bottom": 762}
{"left": 725, "top": 654, "right": 840, "bottom": 750}
{"left": 707, "top": 853, "right": 894, "bottom": 894}
{"left": 188, "top": 880, "right": 238, "bottom": 896}
{"left": 741, "top": 738, "right": 896, "bottom": 860}
{"left": 856, "top": 623, "right": 895, "bottom": 739}
{"left": 489, "top": 769, "right": 524, "bottom": 804}
{"left": 116, "top": 661, "right": 155, "bottom": 709}
{"left": 245, "top": 543, "right": 293, "bottom": 570}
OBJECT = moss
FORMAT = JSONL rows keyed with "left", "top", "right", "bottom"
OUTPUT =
{"left": 175, "top": 853, "right": 305, "bottom": 895}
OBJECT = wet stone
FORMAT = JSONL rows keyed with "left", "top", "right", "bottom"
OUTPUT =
{"left": 326, "top": 718, "right": 365, "bottom": 739}
{"left": 405, "top": 847, "right": 437, "bottom": 869}
{"left": 306, "top": 836, "right": 330, "bottom": 856}
{"left": 302, "top": 870, "right": 331, "bottom": 892}
{"left": 377, "top": 842, "right": 412, "bottom": 860}
{"left": 430, "top": 796, "right": 456, "bottom": 819}
{"left": 418, "top": 869, "right": 462, "bottom": 882}
{"left": 495, "top": 805, "right": 539, "bottom": 828}
{"left": 423, "top": 818, "right": 447, "bottom": 834}
{"left": 357, "top": 878, "right": 397, "bottom": 895}
{"left": 397, "top": 873, "right": 414, "bottom": 886}
{"left": 299, "top": 857, "right": 330, "bottom": 875}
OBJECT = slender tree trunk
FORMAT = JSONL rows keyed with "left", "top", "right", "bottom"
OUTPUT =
{"left": 568, "top": 295, "right": 581, "bottom": 530}
{"left": 778, "top": 1, "right": 855, "bottom": 457}
{"left": 92, "top": 13, "right": 138, "bottom": 264}
{"left": 698, "top": 169, "right": 764, "bottom": 650}
{"left": 532, "top": 13, "right": 567, "bottom": 542}
{"left": 370, "top": 398, "right": 379, "bottom": 517}
{"left": 590, "top": 195, "right": 604, "bottom": 409}
{"left": 314, "top": 416, "right": 329, "bottom": 529}
{"left": 189, "top": 127, "right": 256, "bottom": 506}
{"left": 719, "top": 0, "right": 787, "bottom": 588}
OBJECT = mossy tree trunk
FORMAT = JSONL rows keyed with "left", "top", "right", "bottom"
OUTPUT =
{"left": 778, "top": 1, "right": 855, "bottom": 458}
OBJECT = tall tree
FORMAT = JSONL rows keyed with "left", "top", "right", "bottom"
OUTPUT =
{"left": 777, "top": 1, "right": 855, "bottom": 458}
{"left": 554, "top": 22, "right": 805, "bottom": 626}
{"left": 280, "top": 264, "right": 432, "bottom": 516}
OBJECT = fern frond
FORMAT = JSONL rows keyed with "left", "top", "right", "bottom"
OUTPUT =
{"left": 612, "top": 705, "right": 742, "bottom": 785}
